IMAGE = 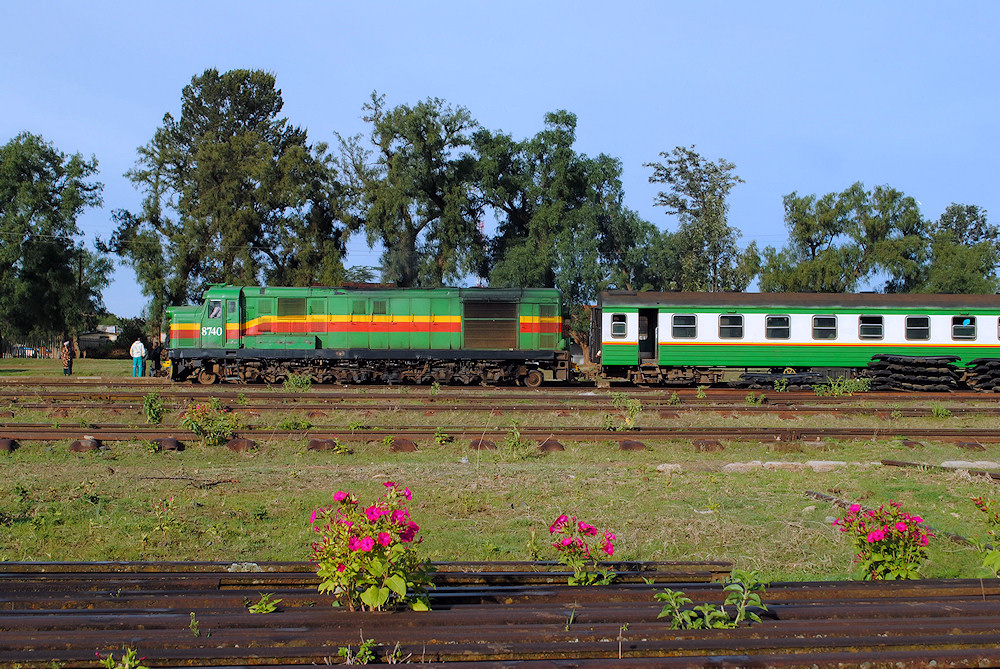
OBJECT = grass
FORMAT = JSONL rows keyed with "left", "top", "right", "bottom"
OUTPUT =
{"left": 0, "top": 358, "right": 137, "bottom": 377}
{"left": 1, "top": 365, "right": 998, "bottom": 581}
{"left": 1, "top": 429, "right": 997, "bottom": 582}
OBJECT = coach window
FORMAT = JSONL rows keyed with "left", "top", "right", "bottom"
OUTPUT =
{"left": 719, "top": 314, "right": 744, "bottom": 339}
{"left": 610, "top": 314, "right": 627, "bottom": 338}
{"left": 953, "top": 316, "right": 977, "bottom": 340}
{"left": 859, "top": 315, "right": 884, "bottom": 340}
{"left": 905, "top": 315, "right": 929, "bottom": 340}
{"left": 765, "top": 315, "right": 790, "bottom": 339}
{"left": 208, "top": 299, "right": 222, "bottom": 319}
{"left": 672, "top": 314, "right": 697, "bottom": 338}
{"left": 812, "top": 315, "right": 837, "bottom": 340}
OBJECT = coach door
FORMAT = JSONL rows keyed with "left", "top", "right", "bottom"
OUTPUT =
{"left": 638, "top": 309, "right": 658, "bottom": 362}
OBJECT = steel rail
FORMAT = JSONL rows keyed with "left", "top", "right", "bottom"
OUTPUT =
{"left": 2, "top": 563, "right": 1000, "bottom": 667}
{"left": 2, "top": 422, "right": 1000, "bottom": 443}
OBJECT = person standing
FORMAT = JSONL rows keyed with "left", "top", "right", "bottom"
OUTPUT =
{"left": 130, "top": 338, "right": 146, "bottom": 377}
{"left": 148, "top": 341, "right": 162, "bottom": 376}
{"left": 60, "top": 340, "right": 74, "bottom": 376}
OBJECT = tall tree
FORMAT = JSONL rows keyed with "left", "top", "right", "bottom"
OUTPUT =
{"left": 0, "top": 132, "right": 110, "bottom": 337}
{"left": 645, "top": 146, "right": 758, "bottom": 291}
{"left": 920, "top": 203, "right": 999, "bottom": 293}
{"left": 475, "top": 111, "right": 656, "bottom": 342}
{"left": 109, "top": 68, "right": 345, "bottom": 318}
{"left": 759, "top": 183, "right": 927, "bottom": 293}
{"left": 336, "top": 93, "right": 484, "bottom": 287}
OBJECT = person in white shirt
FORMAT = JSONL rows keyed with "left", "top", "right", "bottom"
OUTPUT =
{"left": 130, "top": 338, "right": 147, "bottom": 377}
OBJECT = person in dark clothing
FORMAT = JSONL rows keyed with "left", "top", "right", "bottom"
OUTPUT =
{"left": 148, "top": 341, "right": 162, "bottom": 376}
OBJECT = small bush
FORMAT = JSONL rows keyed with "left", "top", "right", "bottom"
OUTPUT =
{"left": 283, "top": 373, "right": 312, "bottom": 392}
{"left": 814, "top": 375, "right": 871, "bottom": 397}
{"left": 181, "top": 399, "right": 244, "bottom": 447}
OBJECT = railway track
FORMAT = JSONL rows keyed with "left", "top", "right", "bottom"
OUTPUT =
{"left": 2, "top": 561, "right": 1000, "bottom": 667}
{"left": 1, "top": 422, "right": 999, "bottom": 445}
{"left": 2, "top": 375, "right": 999, "bottom": 403}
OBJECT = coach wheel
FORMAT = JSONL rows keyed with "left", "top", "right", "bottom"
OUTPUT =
{"left": 523, "top": 369, "right": 544, "bottom": 388}
{"left": 197, "top": 368, "right": 218, "bottom": 385}
{"left": 783, "top": 367, "right": 795, "bottom": 375}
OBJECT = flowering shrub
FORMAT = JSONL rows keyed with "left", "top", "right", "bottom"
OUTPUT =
{"left": 180, "top": 398, "right": 243, "bottom": 447}
{"left": 549, "top": 514, "right": 616, "bottom": 585}
{"left": 833, "top": 501, "right": 932, "bottom": 580}
{"left": 971, "top": 496, "right": 1000, "bottom": 576}
{"left": 310, "top": 482, "right": 432, "bottom": 611}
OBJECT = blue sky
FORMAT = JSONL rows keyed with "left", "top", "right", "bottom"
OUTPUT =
{"left": 2, "top": 1, "right": 997, "bottom": 316}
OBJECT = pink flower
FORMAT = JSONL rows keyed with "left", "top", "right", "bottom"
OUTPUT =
{"left": 895, "top": 522, "right": 908, "bottom": 532}
{"left": 919, "top": 535, "right": 929, "bottom": 547}
{"left": 866, "top": 529, "right": 885, "bottom": 543}
{"left": 350, "top": 536, "right": 375, "bottom": 552}
{"left": 602, "top": 542, "right": 615, "bottom": 557}
{"left": 377, "top": 532, "right": 392, "bottom": 547}
{"left": 549, "top": 514, "right": 570, "bottom": 535}
{"left": 402, "top": 487, "right": 412, "bottom": 500}
{"left": 392, "top": 509, "right": 410, "bottom": 525}
{"left": 399, "top": 522, "right": 419, "bottom": 543}
{"left": 309, "top": 510, "right": 318, "bottom": 524}
{"left": 578, "top": 521, "right": 598, "bottom": 536}
{"left": 333, "top": 491, "right": 349, "bottom": 502}
{"left": 336, "top": 564, "right": 346, "bottom": 572}
{"left": 849, "top": 504, "right": 861, "bottom": 514}
{"left": 365, "top": 505, "right": 385, "bottom": 522}
{"left": 384, "top": 481, "right": 396, "bottom": 489}
{"left": 560, "top": 536, "right": 574, "bottom": 547}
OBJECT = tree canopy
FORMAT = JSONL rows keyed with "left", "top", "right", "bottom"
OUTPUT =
{"left": 335, "top": 93, "right": 484, "bottom": 287}
{"left": 108, "top": 68, "right": 346, "bottom": 320}
{"left": 645, "top": 146, "right": 758, "bottom": 292}
{"left": 0, "top": 132, "right": 110, "bottom": 337}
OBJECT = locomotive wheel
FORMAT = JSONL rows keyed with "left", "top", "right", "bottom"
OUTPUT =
{"left": 783, "top": 367, "right": 795, "bottom": 374}
{"left": 197, "top": 368, "right": 218, "bottom": 385}
{"left": 523, "top": 369, "right": 544, "bottom": 388}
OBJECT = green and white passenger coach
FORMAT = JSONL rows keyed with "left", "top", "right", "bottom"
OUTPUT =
{"left": 592, "top": 291, "right": 1000, "bottom": 386}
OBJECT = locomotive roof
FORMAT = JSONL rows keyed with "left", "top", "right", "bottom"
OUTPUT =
{"left": 598, "top": 291, "right": 1000, "bottom": 310}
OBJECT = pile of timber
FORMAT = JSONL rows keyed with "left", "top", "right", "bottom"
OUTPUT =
{"left": 4, "top": 561, "right": 1000, "bottom": 667}
{"left": 965, "top": 358, "right": 1000, "bottom": 392}
{"left": 867, "top": 354, "right": 962, "bottom": 391}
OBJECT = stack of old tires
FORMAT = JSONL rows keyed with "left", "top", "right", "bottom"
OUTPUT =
{"left": 964, "top": 358, "right": 1000, "bottom": 392}
{"left": 867, "top": 354, "right": 961, "bottom": 391}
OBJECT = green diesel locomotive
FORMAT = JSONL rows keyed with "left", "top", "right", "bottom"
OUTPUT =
{"left": 166, "top": 285, "right": 571, "bottom": 386}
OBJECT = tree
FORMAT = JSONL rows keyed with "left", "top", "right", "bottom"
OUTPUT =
{"left": 109, "top": 68, "right": 345, "bottom": 319}
{"left": 645, "top": 146, "right": 758, "bottom": 292}
{"left": 475, "top": 111, "right": 657, "bottom": 344}
{"left": 0, "top": 132, "right": 110, "bottom": 337}
{"left": 920, "top": 203, "right": 999, "bottom": 293}
{"left": 759, "top": 183, "right": 927, "bottom": 293}
{"left": 336, "top": 93, "right": 484, "bottom": 287}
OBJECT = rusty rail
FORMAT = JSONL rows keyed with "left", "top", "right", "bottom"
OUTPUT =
{"left": 2, "top": 562, "right": 1000, "bottom": 667}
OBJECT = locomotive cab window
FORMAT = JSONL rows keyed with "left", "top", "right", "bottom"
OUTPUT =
{"left": 812, "top": 315, "right": 837, "bottom": 340}
{"left": 765, "top": 315, "right": 790, "bottom": 340}
{"left": 859, "top": 315, "right": 884, "bottom": 340}
{"left": 610, "top": 314, "right": 627, "bottom": 338}
{"left": 719, "top": 314, "right": 743, "bottom": 339}
{"left": 905, "top": 316, "right": 930, "bottom": 340}
{"left": 672, "top": 314, "right": 696, "bottom": 339}
{"left": 208, "top": 300, "right": 222, "bottom": 319}
{"left": 953, "top": 316, "right": 977, "bottom": 340}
